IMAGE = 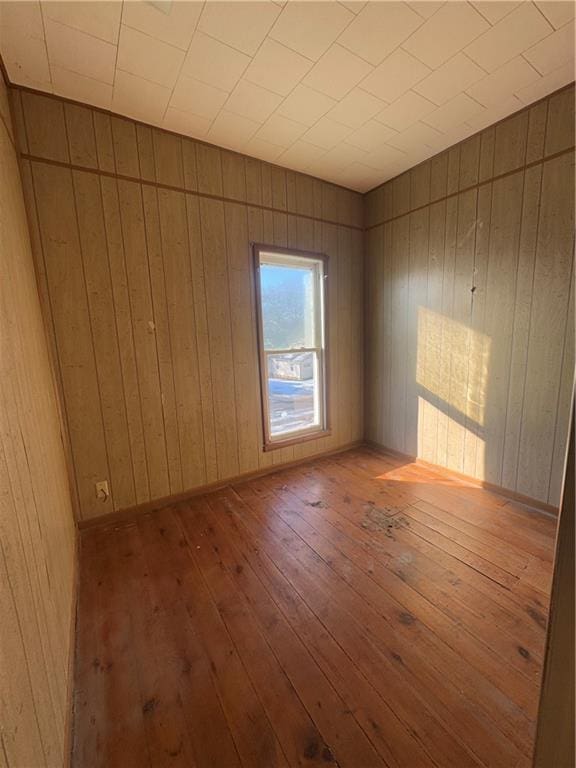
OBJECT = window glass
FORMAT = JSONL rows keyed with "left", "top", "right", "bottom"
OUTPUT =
{"left": 256, "top": 248, "right": 327, "bottom": 447}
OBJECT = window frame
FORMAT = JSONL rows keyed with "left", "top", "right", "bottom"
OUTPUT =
{"left": 252, "top": 243, "right": 331, "bottom": 452}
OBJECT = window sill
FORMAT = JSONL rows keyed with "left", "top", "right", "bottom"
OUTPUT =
{"left": 263, "top": 429, "right": 331, "bottom": 452}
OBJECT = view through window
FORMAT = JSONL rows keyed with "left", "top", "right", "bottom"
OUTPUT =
{"left": 254, "top": 246, "right": 328, "bottom": 448}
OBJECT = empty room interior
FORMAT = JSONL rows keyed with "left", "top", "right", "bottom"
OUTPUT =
{"left": 1, "top": 0, "right": 575, "bottom": 766}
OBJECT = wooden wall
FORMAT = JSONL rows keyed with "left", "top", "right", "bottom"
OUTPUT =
{"left": 534, "top": 399, "right": 574, "bottom": 767}
{"left": 364, "top": 85, "right": 575, "bottom": 507}
{"left": 11, "top": 87, "right": 364, "bottom": 521}
{"left": 0, "top": 73, "right": 77, "bottom": 765}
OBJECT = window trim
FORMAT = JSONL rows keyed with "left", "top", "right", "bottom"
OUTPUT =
{"left": 252, "top": 243, "right": 331, "bottom": 452}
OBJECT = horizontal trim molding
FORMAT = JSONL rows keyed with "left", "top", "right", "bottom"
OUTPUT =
{"left": 20, "top": 152, "right": 364, "bottom": 232}
{"left": 366, "top": 144, "right": 575, "bottom": 231}
{"left": 365, "top": 440, "right": 559, "bottom": 517}
{"left": 78, "top": 440, "right": 363, "bottom": 531}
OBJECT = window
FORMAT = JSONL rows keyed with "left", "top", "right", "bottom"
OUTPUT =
{"left": 254, "top": 244, "right": 329, "bottom": 450}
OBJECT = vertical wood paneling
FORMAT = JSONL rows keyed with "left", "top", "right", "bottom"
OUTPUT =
{"left": 100, "top": 177, "right": 150, "bottom": 504}
{"left": 186, "top": 194, "right": 218, "bottom": 483}
{"left": 200, "top": 197, "right": 240, "bottom": 480}
{"left": 365, "top": 85, "right": 575, "bottom": 506}
{"left": 72, "top": 170, "right": 136, "bottom": 511}
{"left": 32, "top": 162, "right": 112, "bottom": 519}
{"left": 141, "top": 186, "right": 182, "bottom": 494}
{"left": 517, "top": 153, "right": 575, "bottom": 502}
{"left": 117, "top": 180, "right": 170, "bottom": 500}
{"left": 0, "top": 71, "right": 76, "bottom": 768}
{"left": 157, "top": 188, "right": 205, "bottom": 490}
{"left": 16, "top": 88, "right": 359, "bottom": 521}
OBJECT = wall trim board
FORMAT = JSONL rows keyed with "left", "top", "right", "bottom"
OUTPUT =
{"left": 78, "top": 440, "right": 363, "bottom": 531}
{"left": 19, "top": 152, "right": 363, "bottom": 232}
{"left": 365, "top": 441, "right": 559, "bottom": 518}
{"left": 365, "top": 144, "right": 576, "bottom": 231}
{"left": 2, "top": 75, "right": 360, "bottom": 198}
{"left": 533, "top": 397, "right": 575, "bottom": 766}
{"left": 365, "top": 80, "right": 576, "bottom": 200}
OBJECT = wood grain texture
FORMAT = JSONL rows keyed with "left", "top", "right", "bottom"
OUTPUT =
{"left": 534, "top": 401, "right": 574, "bottom": 768}
{"left": 0, "top": 71, "right": 76, "bottom": 768}
{"left": 365, "top": 85, "right": 575, "bottom": 507}
{"left": 15, "top": 89, "right": 364, "bottom": 521}
{"left": 73, "top": 447, "right": 556, "bottom": 768}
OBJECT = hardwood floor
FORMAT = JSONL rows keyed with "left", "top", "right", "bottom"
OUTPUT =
{"left": 73, "top": 447, "right": 557, "bottom": 768}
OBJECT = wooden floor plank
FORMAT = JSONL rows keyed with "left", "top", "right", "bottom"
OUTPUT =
{"left": 235, "top": 477, "right": 532, "bottom": 763}
{"left": 201, "top": 493, "right": 434, "bottom": 768}
{"left": 73, "top": 448, "right": 556, "bottom": 768}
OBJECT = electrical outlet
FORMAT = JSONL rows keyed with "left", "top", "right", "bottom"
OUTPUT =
{"left": 95, "top": 480, "right": 109, "bottom": 501}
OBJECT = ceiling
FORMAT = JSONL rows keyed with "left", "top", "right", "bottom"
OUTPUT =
{"left": 1, "top": 1, "right": 574, "bottom": 192}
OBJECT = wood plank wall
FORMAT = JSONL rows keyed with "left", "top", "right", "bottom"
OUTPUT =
{"left": 0, "top": 73, "right": 77, "bottom": 766}
{"left": 10, "top": 88, "right": 364, "bottom": 522}
{"left": 364, "top": 84, "right": 575, "bottom": 508}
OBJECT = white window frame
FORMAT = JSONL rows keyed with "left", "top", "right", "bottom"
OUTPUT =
{"left": 253, "top": 244, "right": 330, "bottom": 451}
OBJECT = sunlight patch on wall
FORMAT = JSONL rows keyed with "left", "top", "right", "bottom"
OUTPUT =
{"left": 416, "top": 306, "right": 491, "bottom": 477}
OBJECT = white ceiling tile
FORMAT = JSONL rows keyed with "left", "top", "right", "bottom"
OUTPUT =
{"left": 198, "top": 0, "right": 280, "bottom": 56}
{"left": 361, "top": 48, "right": 430, "bottom": 103}
{"left": 276, "top": 84, "right": 337, "bottom": 126}
{"left": 387, "top": 120, "right": 443, "bottom": 151}
{"left": 464, "top": 94, "right": 523, "bottom": 131}
{"left": 465, "top": 2, "right": 553, "bottom": 72}
{"left": 117, "top": 25, "right": 184, "bottom": 88}
{"left": 345, "top": 119, "right": 398, "bottom": 151}
{"left": 402, "top": 2, "right": 489, "bottom": 69}
{"left": 269, "top": 1, "right": 353, "bottom": 61}
{"left": 471, "top": 2, "right": 520, "bottom": 25}
{"left": 244, "top": 135, "right": 285, "bottom": 162}
{"left": 362, "top": 143, "right": 407, "bottom": 169}
{"left": 327, "top": 89, "right": 386, "bottom": 128}
{"left": 44, "top": 18, "right": 117, "bottom": 85}
{"left": 524, "top": 21, "right": 575, "bottom": 75}
{"left": 279, "top": 140, "right": 326, "bottom": 168}
{"left": 207, "top": 110, "right": 261, "bottom": 150}
{"left": 113, "top": 69, "right": 171, "bottom": 123}
{"left": 51, "top": 65, "right": 112, "bottom": 109}
{"left": 340, "top": 2, "right": 368, "bottom": 15}
{"left": 321, "top": 141, "right": 369, "bottom": 168}
{"left": 338, "top": 2, "right": 423, "bottom": 65}
{"left": 514, "top": 60, "right": 574, "bottom": 104}
{"left": 42, "top": 1, "right": 122, "bottom": 44}
{"left": 224, "top": 79, "right": 283, "bottom": 123}
{"left": 256, "top": 113, "right": 308, "bottom": 146}
{"left": 337, "top": 161, "right": 383, "bottom": 190}
{"left": 535, "top": 1, "right": 575, "bottom": 29}
{"left": 467, "top": 56, "right": 541, "bottom": 107}
{"left": 306, "top": 152, "right": 346, "bottom": 176}
{"left": 245, "top": 39, "right": 312, "bottom": 96}
{"left": 375, "top": 90, "right": 436, "bottom": 131}
{"left": 182, "top": 32, "right": 250, "bottom": 92}
{"left": 303, "top": 117, "right": 352, "bottom": 149}
{"left": 170, "top": 76, "right": 228, "bottom": 119}
{"left": 423, "top": 92, "right": 485, "bottom": 133}
{"left": 122, "top": 1, "right": 203, "bottom": 50}
{"left": 303, "top": 44, "right": 373, "bottom": 99}
{"left": 0, "top": 1, "right": 44, "bottom": 38}
{"left": 3, "top": 0, "right": 573, "bottom": 192}
{"left": 408, "top": 2, "right": 445, "bottom": 20}
{"left": 163, "top": 106, "right": 211, "bottom": 138}
{"left": 0, "top": 29, "right": 52, "bottom": 89}
{"left": 413, "top": 52, "right": 486, "bottom": 106}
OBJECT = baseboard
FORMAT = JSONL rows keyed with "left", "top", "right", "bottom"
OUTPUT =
{"left": 78, "top": 440, "right": 363, "bottom": 531}
{"left": 63, "top": 528, "right": 80, "bottom": 767}
{"left": 365, "top": 440, "right": 559, "bottom": 517}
